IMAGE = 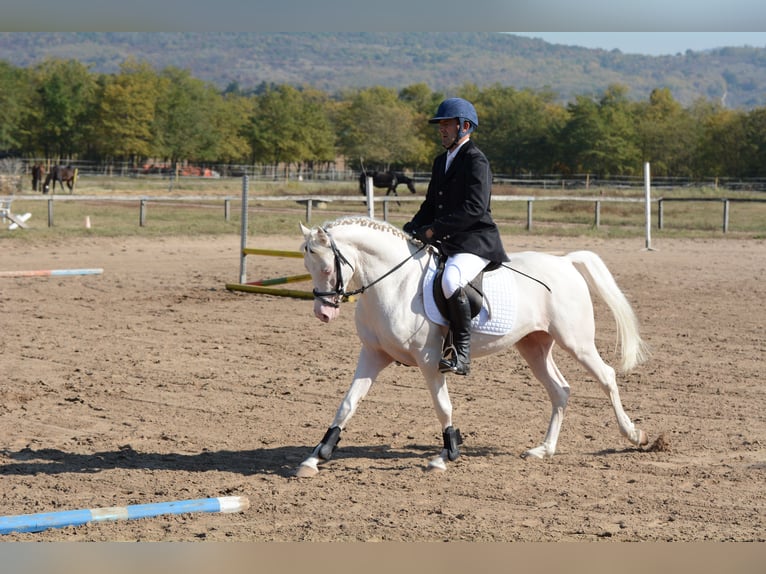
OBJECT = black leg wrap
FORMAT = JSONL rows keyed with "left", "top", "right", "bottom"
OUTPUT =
{"left": 317, "top": 426, "right": 342, "bottom": 460}
{"left": 442, "top": 426, "right": 463, "bottom": 461}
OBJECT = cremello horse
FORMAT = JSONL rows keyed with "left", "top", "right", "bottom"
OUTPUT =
{"left": 297, "top": 216, "right": 649, "bottom": 477}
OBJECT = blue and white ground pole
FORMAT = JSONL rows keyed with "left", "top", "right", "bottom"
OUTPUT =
{"left": 0, "top": 496, "right": 250, "bottom": 535}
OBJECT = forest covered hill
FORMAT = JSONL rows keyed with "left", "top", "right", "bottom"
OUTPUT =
{"left": 1, "top": 32, "right": 766, "bottom": 109}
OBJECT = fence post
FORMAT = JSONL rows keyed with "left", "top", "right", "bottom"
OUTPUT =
{"left": 139, "top": 199, "right": 147, "bottom": 227}
{"left": 658, "top": 198, "right": 664, "bottom": 229}
{"left": 224, "top": 199, "right": 230, "bottom": 222}
{"left": 722, "top": 199, "right": 730, "bottom": 233}
{"left": 526, "top": 200, "right": 533, "bottom": 231}
{"left": 594, "top": 200, "right": 601, "bottom": 228}
{"left": 47, "top": 198, "right": 54, "bottom": 227}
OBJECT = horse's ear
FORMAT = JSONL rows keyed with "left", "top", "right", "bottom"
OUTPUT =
{"left": 315, "top": 227, "right": 330, "bottom": 246}
{"left": 299, "top": 222, "right": 312, "bottom": 239}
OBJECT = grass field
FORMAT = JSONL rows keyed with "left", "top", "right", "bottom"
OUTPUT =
{"left": 2, "top": 175, "right": 764, "bottom": 241}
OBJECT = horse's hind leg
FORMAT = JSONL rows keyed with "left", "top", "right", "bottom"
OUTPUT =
{"left": 516, "top": 332, "right": 571, "bottom": 459}
{"left": 569, "top": 343, "right": 648, "bottom": 449}
{"left": 296, "top": 346, "right": 391, "bottom": 478}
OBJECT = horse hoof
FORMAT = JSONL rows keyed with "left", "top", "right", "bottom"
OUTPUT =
{"left": 521, "top": 446, "right": 547, "bottom": 459}
{"left": 427, "top": 457, "right": 447, "bottom": 472}
{"left": 638, "top": 429, "right": 649, "bottom": 447}
{"left": 295, "top": 463, "right": 319, "bottom": 478}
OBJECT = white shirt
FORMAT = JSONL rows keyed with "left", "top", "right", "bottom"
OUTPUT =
{"left": 445, "top": 137, "right": 470, "bottom": 173}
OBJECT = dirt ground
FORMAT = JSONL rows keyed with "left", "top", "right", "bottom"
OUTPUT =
{"left": 0, "top": 230, "right": 764, "bottom": 542}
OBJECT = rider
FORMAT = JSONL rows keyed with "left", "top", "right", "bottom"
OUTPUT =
{"left": 403, "top": 97, "right": 509, "bottom": 376}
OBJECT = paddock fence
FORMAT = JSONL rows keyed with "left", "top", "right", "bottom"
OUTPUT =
{"left": 6, "top": 193, "right": 765, "bottom": 235}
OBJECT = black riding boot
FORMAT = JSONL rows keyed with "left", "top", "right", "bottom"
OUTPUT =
{"left": 439, "top": 287, "right": 472, "bottom": 376}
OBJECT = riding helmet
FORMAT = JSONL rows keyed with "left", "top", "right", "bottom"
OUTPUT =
{"left": 429, "top": 97, "right": 479, "bottom": 128}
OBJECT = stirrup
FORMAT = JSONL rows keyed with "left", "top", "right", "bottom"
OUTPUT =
{"left": 438, "top": 355, "right": 470, "bottom": 375}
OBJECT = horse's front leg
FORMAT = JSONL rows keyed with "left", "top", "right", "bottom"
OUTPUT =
{"left": 422, "top": 368, "right": 461, "bottom": 472}
{"left": 295, "top": 346, "right": 391, "bottom": 478}
{"left": 387, "top": 187, "right": 403, "bottom": 206}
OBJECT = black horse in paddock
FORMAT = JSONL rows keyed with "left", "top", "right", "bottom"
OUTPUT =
{"left": 43, "top": 165, "right": 77, "bottom": 194}
{"left": 358, "top": 171, "right": 417, "bottom": 197}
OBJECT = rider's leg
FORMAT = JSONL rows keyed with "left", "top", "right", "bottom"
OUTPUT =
{"left": 439, "top": 253, "right": 488, "bottom": 376}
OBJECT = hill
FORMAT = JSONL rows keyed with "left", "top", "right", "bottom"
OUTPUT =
{"left": 1, "top": 32, "right": 766, "bottom": 109}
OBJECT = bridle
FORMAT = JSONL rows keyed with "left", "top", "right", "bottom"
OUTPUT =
{"left": 311, "top": 227, "right": 426, "bottom": 308}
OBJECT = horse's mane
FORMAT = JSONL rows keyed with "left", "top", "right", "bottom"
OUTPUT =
{"left": 323, "top": 216, "right": 414, "bottom": 244}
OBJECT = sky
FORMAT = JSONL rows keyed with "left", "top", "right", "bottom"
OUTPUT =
{"left": 4, "top": 1, "right": 766, "bottom": 33}
{"left": 510, "top": 32, "right": 766, "bottom": 56}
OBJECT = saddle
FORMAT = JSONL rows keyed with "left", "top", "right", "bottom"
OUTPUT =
{"left": 431, "top": 254, "right": 500, "bottom": 320}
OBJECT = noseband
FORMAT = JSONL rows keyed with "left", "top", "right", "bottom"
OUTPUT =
{"left": 311, "top": 227, "right": 425, "bottom": 308}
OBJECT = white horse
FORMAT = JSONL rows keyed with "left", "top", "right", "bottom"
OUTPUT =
{"left": 296, "top": 216, "right": 649, "bottom": 477}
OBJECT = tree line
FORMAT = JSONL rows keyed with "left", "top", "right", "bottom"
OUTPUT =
{"left": 2, "top": 57, "right": 766, "bottom": 180}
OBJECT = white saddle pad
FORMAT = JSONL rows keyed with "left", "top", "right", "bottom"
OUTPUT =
{"left": 423, "top": 255, "right": 517, "bottom": 335}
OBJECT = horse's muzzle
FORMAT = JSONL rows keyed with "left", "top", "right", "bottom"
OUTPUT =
{"left": 314, "top": 299, "right": 340, "bottom": 323}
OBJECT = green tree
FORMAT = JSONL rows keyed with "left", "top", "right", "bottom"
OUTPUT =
{"left": 474, "top": 85, "right": 566, "bottom": 175}
{"left": 295, "top": 87, "right": 337, "bottom": 176}
{"left": 92, "top": 59, "right": 161, "bottom": 167}
{"left": 398, "top": 83, "right": 443, "bottom": 168}
{"left": 28, "top": 59, "right": 98, "bottom": 159}
{"left": 151, "top": 67, "right": 219, "bottom": 164}
{"left": 209, "top": 92, "right": 254, "bottom": 165}
{"left": 635, "top": 88, "right": 697, "bottom": 177}
{"left": 695, "top": 107, "right": 749, "bottom": 177}
{"left": 741, "top": 107, "right": 766, "bottom": 177}
{"left": 247, "top": 84, "right": 335, "bottom": 177}
{"left": 560, "top": 84, "right": 640, "bottom": 176}
{"left": 335, "top": 86, "right": 425, "bottom": 171}
{"left": 0, "top": 62, "right": 33, "bottom": 153}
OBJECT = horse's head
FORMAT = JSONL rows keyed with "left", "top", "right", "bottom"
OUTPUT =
{"left": 300, "top": 222, "right": 352, "bottom": 323}
{"left": 392, "top": 173, "right": 416, "bottom": 194}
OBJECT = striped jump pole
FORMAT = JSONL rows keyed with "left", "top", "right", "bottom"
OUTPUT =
{"left": 0, "top": 496, "right": 249, "bottom": 535}
{"left": 225, "top": 283, "right": 315, "bottom": 299}
{"left": 246, "top": 273, "right": 311, "bottom": 286}
{"left": 0, "top": 268, "right": 103, "bottom": 278}
{"left": 242, "top": 247, "right": 303, "bottom": 258}
{"left": 229, "top": 176, "right": 313, "bottom": 299}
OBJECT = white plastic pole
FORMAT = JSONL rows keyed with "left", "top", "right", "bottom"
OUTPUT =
{"left": 644, "top": 162, "right": 652, "bottom": 250}
{"left": 366, "top": 175, "right": 374, "bottom": 219}
{"left": 239, "top": 175, "right": 249, "bottom": 284}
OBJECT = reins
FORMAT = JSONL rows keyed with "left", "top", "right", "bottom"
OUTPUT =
{"left": 311, "top": 228, "right": 426, "bottom": 308}
{"left": 310, "top": 229, "right": 551, "bottom": 309}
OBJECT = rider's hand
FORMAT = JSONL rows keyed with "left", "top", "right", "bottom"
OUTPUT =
{"left": 411, "top": 225, "right": 434, "bottom": 244}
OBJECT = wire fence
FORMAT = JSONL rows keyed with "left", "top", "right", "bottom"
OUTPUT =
{"left": 9, "top": 158, "right": 766, "bottom": 192}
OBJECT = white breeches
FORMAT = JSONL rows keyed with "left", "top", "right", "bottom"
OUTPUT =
{"left": 442, "top": 252, "right": 490, "bottom": 298}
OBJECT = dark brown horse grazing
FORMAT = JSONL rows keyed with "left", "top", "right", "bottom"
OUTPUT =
{"left": 43, "top": 165, "right": 77, "bottom": 194}
{"left": 358, "top": 171, "right": 417, "bottom": 197}
{"left": 31, "top": 164, "right": 44, "bottom": 192}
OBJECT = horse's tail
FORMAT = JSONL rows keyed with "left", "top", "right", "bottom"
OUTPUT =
{"left": 565, "top": 250, "right": 649, "bottom": 372}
